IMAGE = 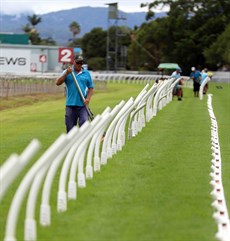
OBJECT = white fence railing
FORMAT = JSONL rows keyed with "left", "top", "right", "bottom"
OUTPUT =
{"left": 0, "top": 75, "right": 216, "bottom": 241}
{"left": 207, "top": 94, "right": 230, "bottom": 241}
{"left": 199, "top": 76, "right": 211, "bottom": 100}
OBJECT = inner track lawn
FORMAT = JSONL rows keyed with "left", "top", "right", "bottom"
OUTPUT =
{"left": 0, "top": 81, "right": 229, "bottom": 241}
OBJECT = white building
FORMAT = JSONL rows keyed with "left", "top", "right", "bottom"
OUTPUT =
{"left": 0, "top": 43, "right": 82, "bottom": 74}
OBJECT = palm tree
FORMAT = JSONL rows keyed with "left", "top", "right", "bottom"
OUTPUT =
{"left": 24, "top": 14, "right": 42, "bottom": 45}
{"left": 22, "top": 23, "right": 31, "bottom": 33}
{"left": 27, "top": 14, "right": 42, "bottom": 28}
{"left": 69, "top": 21, "right": 81, "bottom": 39}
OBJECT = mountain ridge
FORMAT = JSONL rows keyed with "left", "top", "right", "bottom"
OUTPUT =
{"left": 0, "top": 7, "right": 166, "bottom": 45}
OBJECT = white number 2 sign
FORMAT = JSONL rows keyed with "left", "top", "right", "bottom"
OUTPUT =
{"left": 58, "top": 48, "right": 74, "bottom": 63}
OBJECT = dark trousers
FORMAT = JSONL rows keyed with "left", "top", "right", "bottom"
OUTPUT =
{"left": 65, "top": 106, "right": 88, "bottom": 133}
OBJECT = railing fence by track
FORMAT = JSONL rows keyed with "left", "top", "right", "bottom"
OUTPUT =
{"left": 207, "top": 94, "right": 230, "bottom": 241}
{"left": 0, "top": 75, "right": 218, "bottom": 241}
{"left": 0, "top": 72, "right": 194, "bottom": 97}
{"left": 0, "top": 77, "right": 106, "bottom": 98}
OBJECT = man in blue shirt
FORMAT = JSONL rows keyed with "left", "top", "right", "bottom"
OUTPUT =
{"left": 56, "top": 56, "right": 94, "bottom": 132}
{"left": 201, "top": 68, "right": 209, "bottom": 94}
{"left": 190, "top": 67, "right": 201, "bottom": 97}
{"left": 171, "top": 67, "right": 183, "bottom": 101}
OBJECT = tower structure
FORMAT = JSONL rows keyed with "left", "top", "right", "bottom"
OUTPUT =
{"left": 106, "top": 2, "right": 127, "bottom": 71}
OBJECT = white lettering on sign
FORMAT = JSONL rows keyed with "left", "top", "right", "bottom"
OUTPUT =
{"left": 58, "top": 48, "right": 74, "bottom": 63}
{"left": 0, "top": 57, "right": 26, "bottom": 65}
{"left": 0, "top": 49, "right": 31, "bottom": 73}
{"left": 39, "top": 55, "right": 47, "bottom": 63}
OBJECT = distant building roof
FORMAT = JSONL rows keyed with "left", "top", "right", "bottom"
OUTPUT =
{"left": 0, "top": 33, "right": 30, "bottom": 45}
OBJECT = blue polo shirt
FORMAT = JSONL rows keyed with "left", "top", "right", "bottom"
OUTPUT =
{"left": 64, "top": 67, "right": 94, "bottom": 106}
{"left": 201, "top": 72, "right": 208, "bottom": 83}
{"left": 171, "top": 71, "right": 181, "bottom": 79}
{"left": 190, "top": 70, "right": 202, "bottom": 83}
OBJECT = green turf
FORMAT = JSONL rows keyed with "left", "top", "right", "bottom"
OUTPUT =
{"left": 0, "top": 82, "right": 229, "bottom": 241}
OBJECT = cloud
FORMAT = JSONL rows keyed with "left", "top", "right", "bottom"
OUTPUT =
{"left": 1, "top": 1, "right": 34, "bottom": 15}
{"left": 0, "top": 0, "right": 148, "bottom": 15}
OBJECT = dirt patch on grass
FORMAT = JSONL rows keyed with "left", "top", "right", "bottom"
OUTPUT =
{"left": 0, "top": 93, "right": 65, "bottom": 110}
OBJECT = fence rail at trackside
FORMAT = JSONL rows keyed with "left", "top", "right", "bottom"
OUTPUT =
{"left": 0, "top": 72, "right": 162, "bottom": 97}
{"left": 0, "top": 75, "right": 177, "bottom": 241}
{"left": 1, "top": 73, "right": 225, "bottom": 241}
{"left": 0, "top": 71, "right": 201, "bottom": 97}
{"left": 0, "top": 73, "right": 106, "bottom": 97}
{"left": 0, "top": 70, "right": 228, "bottom": 96}
{"left": 207, "top": 94, "right": 230, "bottom": 240}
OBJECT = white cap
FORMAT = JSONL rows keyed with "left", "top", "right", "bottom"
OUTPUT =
{"left": 191, "top": 67, "right": 196, "bottom": 71}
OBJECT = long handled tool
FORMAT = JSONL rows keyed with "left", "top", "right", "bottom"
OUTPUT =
{"left": 71, "top": 72, "right": 94, "bottom": 121}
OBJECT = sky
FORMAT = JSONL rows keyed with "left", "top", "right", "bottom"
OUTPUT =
{"left": 0, "top": 0, "right": 157, "bottom": 15}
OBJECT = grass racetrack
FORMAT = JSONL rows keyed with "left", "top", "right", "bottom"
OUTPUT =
{"left": 0, "top": 81, "right": 229, "bottom": 241}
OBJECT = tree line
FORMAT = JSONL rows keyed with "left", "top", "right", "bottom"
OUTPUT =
{"left": 23, "top": 0, "right": 230, "bottom": 74}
